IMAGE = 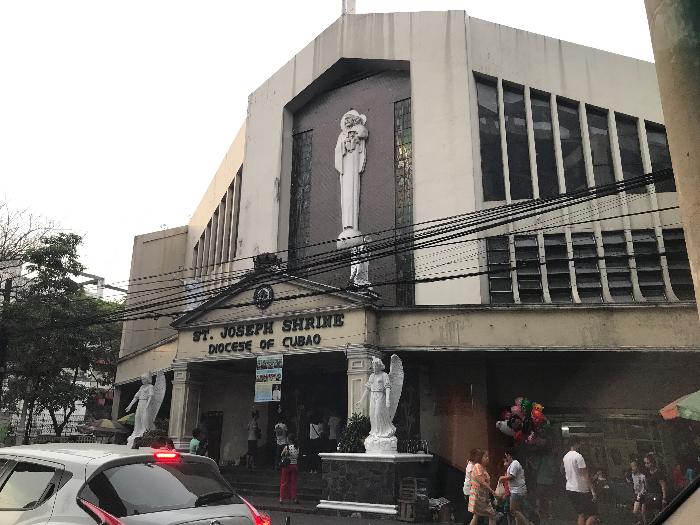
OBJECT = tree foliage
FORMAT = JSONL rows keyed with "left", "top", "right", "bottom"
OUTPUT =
{"left": 0, "top": 201, "right": 54, "bottom": 278}
{"left": 337, "top": 413, "right": 370, "bottom": 453}
{"left": 3, "top": 233, "right": 122, "bottom": 438}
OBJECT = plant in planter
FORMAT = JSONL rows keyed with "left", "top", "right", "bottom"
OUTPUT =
{"left": 337, "top": 413, "right": 370, "bottom": 453}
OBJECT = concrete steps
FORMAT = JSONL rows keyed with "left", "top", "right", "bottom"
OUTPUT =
{"left": 222, "top": 467, "right": 322, "bottom": 502}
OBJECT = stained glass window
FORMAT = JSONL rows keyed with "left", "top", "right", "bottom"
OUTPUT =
{"left": 288, "top": 130, "right": 313, "bottom": 271}
{"left": 395, "top": 98, "right": 415, "bottom": 306}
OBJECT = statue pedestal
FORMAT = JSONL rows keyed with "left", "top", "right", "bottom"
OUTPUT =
{"left": 318, "top": 452, "right": 432, "bottom": 516}
{"left": 337, "top": 228, "right": 363, "bottom": 249}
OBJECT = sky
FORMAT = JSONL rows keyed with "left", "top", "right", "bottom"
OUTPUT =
{"left": 0, "top": 0, "right": 654, "bottom": 292}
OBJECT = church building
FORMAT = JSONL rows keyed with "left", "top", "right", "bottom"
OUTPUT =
{"left": 115, "top": 10, "right": 699, "bottom": 502}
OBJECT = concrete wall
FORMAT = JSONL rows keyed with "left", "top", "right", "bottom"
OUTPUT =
{"left": 119, "top": 226, "right": 188, "bottom": 359}
{"left": 115, "top": 338, "right": 177, "bottom": 385}
{"left": 467, "top": 18, "right": 664, "bottom": 123}
{"left": 378, "top": 304, "right": 700, "bottom": 350}
{"left": 235, "top": 11, "right": 479, "bottom": 305}
{"left": 187, "top": 123, "right": 246, "bottom": 260}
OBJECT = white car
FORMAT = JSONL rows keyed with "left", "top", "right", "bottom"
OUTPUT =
{"left": 0, "top": 443, "right": 270, "bottom": 525}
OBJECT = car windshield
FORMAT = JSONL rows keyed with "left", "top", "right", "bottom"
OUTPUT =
{"left": 78, "top": 460, "right": 241, "bottom": 517}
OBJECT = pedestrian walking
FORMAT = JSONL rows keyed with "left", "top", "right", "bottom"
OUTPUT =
{"left": 499, "top": 451, "right": 530, "bottom": 525}
{"left": 279, "top": 433, "right": 300, "bottom": 503}
{"left": 628, "top": 459, "right": 648, "bottom": 525}
{"left": 469, "top": 449, "right": 497, "bottom": 525}
{"left": 246, "top": 410, "right": 260, "bottom": 470}
{"left": 274, "top": 416, "right": 288, "bottom": 469}
{"left": 463, "top": 448, "right": 480, "bottom": 524}
{"left": 643, "top": 453, "right": 668, "bottom": 520}
{"left": 308, "top": 415, "right": 324, "bottom": 473}
{"left": 562, "top": 438, "right": 599, "bottom": 525}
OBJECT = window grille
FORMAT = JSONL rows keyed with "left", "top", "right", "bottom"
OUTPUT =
{"left": 602, "top": 231, "right": 633, "bottom": 302}
{"left": 572, "top": 232, "right": 603, "bottom": 302}
{"left": 632, "top": 230, "right": 665, "bottom": 300}
{"left": 486, "top": 236, "right": 513, "bottom": 303}
{"left": 515, "top": 235, "right": 543, "bottom": 302}
{"left": 543, "top": 234, "right": 572, "bottom": 302}
{"left": 663, "top": 229, "right": 694, "bottom": 300}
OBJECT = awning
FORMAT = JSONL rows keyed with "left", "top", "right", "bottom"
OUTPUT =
{"left": 660, "top": 389, "right": 700, "bottom": 421}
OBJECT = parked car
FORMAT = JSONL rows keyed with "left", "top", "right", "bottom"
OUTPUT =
{"left": 0, "top": 443, "right": 270, "bottom": 524}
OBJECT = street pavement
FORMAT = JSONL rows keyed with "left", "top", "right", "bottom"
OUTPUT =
{"left": 254, "top": 495, "right": 580, "bottom": 525}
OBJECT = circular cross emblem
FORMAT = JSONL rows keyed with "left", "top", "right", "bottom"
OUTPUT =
{"left": 253, "top": 285, "right": 274, "bottom": 310}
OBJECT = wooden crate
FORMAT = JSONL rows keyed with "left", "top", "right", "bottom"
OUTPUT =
{"left": 398, "top": 498, "right": 430, "bottom": 522}
{"left": 399, "top": 476, "right": 428, "bottom": 502}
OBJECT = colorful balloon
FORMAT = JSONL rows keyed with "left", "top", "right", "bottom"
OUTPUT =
{"left": 531, "top": 408, "right": 545, "bottom": 426}
{"left": 511, "top": 405, "right": 524, "bottom": 418}
{"left": 508, "top": 415, "right": 523, "bottom": 431}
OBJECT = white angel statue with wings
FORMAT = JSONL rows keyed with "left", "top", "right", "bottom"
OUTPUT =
{"left": 355, "top": 354, "right": 404, "bottom": 452}
{"left": 125, "top": 370, "right": 167, "bottom": 447}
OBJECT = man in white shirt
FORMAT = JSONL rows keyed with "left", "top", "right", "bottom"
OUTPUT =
{"left": 562, "top": 438, "right": 599, "bottom": 525}
{"left": 499, "top": 451, "right": 529, "bottom": 525}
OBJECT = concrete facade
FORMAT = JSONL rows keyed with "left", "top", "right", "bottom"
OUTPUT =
{"left": 114, "top": 11, "right": 698, "bottom": 508}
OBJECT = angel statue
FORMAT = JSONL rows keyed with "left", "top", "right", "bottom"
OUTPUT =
{"left": 124, "top": 370, "right": 166, "bottom": 447}
{"left": 355, "top": 354, "right": 404, "bottom": 453}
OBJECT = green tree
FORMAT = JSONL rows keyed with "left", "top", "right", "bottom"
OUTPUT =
{"left": 3, "top": 233, "right": 122, "bottom": 440}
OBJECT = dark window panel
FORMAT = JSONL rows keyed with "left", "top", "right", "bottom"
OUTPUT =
{"left": 515, "top": 235, "right": 542, "bottom": 302}
{"left": 602, "top": 231, "right": 633, "bottom": 302}
{"left": 503, "top": 84, "right": 533, "bottom": 199}
{"left": 572, "top": 232, "right": 603, "bottom": 302}
{"left": 531, "top": 93, "right": 559, "bottom": 198}
{"left": 476, "top": 78, "right": 505, "bottom": 201}
{"left": 486, "top": 236, "right": 513, "bottom": 303}
{"left": 586, "top": 107, "right": 615, "bottom": 188}
{"left": 394, "top": 98, "right": 415, "bottom": 306}
{"left": 557, "top": 100, "right": 588, "bottom": 193}
{"left": 632, "top": 230, "right": 665, "bottom": 300}
{"left": 616, "top": 114, "right": 646, "bottom": 194}
{"left": 544, "top": 233, "right": 572, "bottom": 302}
{"left": 646, "top": 122, "right": 676, "bottom": 192}
{"left": 662, "top": 229, "right": 694, "bottom": 300}
{"left": 288, "top": 130, "right": 313, "bottom": 270}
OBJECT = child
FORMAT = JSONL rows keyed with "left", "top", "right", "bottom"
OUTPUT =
{"left": 629, "top": 460, "right": 648, "bottom": 525}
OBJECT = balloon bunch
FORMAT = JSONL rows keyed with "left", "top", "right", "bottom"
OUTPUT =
{"left": 496, "top": 396, "right": 549, "bottom": 446}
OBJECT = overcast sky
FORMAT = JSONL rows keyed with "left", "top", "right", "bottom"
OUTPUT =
{"left": 0, "top": 0, "right": 654, "bottom": 293}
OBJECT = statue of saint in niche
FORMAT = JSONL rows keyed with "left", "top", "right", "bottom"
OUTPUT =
{"left": 334, "top": 109, "right": 368, "bottom": 247}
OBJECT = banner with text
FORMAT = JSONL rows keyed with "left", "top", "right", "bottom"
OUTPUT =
{"left": 255, "top": 354, "right": 283, "bottom": 402}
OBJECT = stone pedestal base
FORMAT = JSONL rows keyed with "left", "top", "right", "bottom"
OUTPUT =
{"left": 337, "top": 228, "right": 363, "bottom": 249}
{"left": 318, "top": 452, "right": 432, "bottom": 516}
{"left": 364, "top": 434, "right": 397, "bottom": 454}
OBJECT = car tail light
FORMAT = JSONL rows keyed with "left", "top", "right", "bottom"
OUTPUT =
{"left": 153, "top": 449, "right": 180, "bottom": 461}
{"left": 240, "top": 496, "right": 271, "bottom": 525}
{"left": 78, "top": 498, "right": 124, "bottom": 525}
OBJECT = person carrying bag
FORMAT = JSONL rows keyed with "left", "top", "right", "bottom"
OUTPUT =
{"left": 279, "top": 433, "right": 300, "bottom": 504}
